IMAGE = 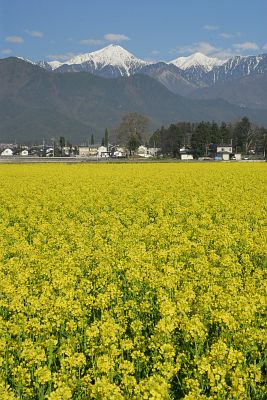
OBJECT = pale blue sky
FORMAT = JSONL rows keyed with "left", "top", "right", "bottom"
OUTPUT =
{"left": 0, "top": 0, "right": 266, "bottom": 61}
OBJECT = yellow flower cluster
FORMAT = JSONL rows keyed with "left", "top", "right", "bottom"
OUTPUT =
{"left": 0, "top": 163, "right": 266, "bottom": 399}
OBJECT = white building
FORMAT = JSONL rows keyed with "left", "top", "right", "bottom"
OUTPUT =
{"left": 216, "top": 145, "right": 232, "bottom": 153}
{"left": 234, "top": 153, "right": 242, "bottom": 161}
{"left": 181, "top": 154, "right": 193, "bottom": 160}
{"left": 216, "top": 144, "right": 233, "bottom": 161}
{"left": 110, "top": 146, "right": 127, "bottom": 158}
{"left": 78, "top": 146, "right": 98, "bottom": 157}
{"left": 1, "top": 148, "right": 13, "bottom": 156}
{"left": 46, "top": 148, "right": 54, "bottom": 157}
{"left": 137, "top": 145, "right": 150, "bottom": 157}
{"left": 97, "top": 146, "right": 109, "bottom": 157}
{"left": 179, "top": 146, "right": 194, "bottom": 160}
{"left": 148, "top": 147, "right": 160, "bottom": 157}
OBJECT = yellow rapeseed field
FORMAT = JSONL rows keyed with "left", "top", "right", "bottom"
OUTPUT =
{"left": 0, "top": 163, "right": 266, "bottom": 400}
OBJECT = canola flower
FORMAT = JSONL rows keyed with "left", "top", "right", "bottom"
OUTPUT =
{"left": 0, "top": 162, "right": 266, "bottom": 399}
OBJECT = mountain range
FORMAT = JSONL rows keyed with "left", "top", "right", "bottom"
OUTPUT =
{"left": 33, "top": 45, "right": 267, "bottom": 108}
{"left": 1, "top": 45, "right": 267, "bottom": 144}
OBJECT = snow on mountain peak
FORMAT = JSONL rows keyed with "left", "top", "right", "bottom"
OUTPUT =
{"left": 49, "top": 44, "right": 150, "bottom": 75}
{"left": 48, "top": 60, "right": 63, "bottom": 70}
{"left": 45, "top": 46, "right": 226, "bottom": 74}
{"left": 169, "top": 52, "right": 225, "bottom": 71}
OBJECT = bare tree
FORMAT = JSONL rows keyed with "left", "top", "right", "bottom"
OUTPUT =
{"left": 115, "top": 112, "right": 150, "bottom": 151}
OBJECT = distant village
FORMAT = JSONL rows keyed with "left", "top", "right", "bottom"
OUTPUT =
{"left": 0, "top": 141, "right": 264, "bottom": 161}
{"left": 0, "top": 143, "right": 156, "bottom": 159}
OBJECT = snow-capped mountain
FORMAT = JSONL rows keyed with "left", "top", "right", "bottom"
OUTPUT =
{"left": 31, "top": 45, "right": 267, "bottom": 107}
{"left": 66, "top": 44, "right": 148, "bottom": 69}
{"left": 35, "top": 45, "right": 267, "bottom": 86}
{"left": 168, "top": 52, "right": 267, "bottom": 89}
{"left": 34, "top": 45, "right": 267, "bottom": 81}
{"left": 167, "top": 53, "right": 225, "bottom": 87}
{"left": 47, "top": 44, "right": 151, "bottom": 77}
{"left": 169, "top": 52, "right": 224, "bottom": 72}
{"left": 204, "top": 53, "right": 267, "bottom": 85}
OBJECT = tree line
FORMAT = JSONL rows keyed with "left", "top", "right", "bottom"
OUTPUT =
{"left": 48, "top": 113, "right": 267, "bottom": 158}
{"left": 113, "top": 113, "right": 266, "bottom": 156}
{"left": 149, "top": 117, "right": 267, "bottom": 157}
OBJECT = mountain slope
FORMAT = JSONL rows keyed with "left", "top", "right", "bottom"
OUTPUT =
{"left": 1, "top": 57, "right": 266, "bottom": 143}
{"left": 191, "top": 72, "right": 267, "bottom": 109}
{"left": 139, "top": 62, "right": 198, "bottom": 96}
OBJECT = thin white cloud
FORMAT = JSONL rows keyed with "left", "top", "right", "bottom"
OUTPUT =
{"left": 233, "top": 42, "right": 259, "bottom": 51}
{"left": 220, "top": 32, "right": 243, "bottom": 39}
{"left": 197, "top": 42, "right": 218, "bottom": 54}
{"left": 78, "top": 33, "right": 129, "bottom": 46}
{"left": 5, "top": 35, "right": 24, "bottom": 44}
{"left": 79, "top": 39, "right": 104, "bottom": 45}
{"left": 212, "top": 49, "right": 236, "bottom": 60}
{"left": 47, "top": 53, "right": 77, "bottom": 61}
{"left": 174, "top": 41, "right": 218, "bottom": 55}
{"left": 171, "top": 38, "right": 260, "bottom": 61}
{"left": 262, "top": 43, "right": 267, "bottom": 50}
{"left": 171, "top": 42, "right": 238, "bottom": 60}
{"left": 1, "top": 48, "right": 13, "bottom": 55}
{"left": 203, "top": 25, "right": 219, "bottom": 31}
{"left": 25, "top": 30, "right": 44, "bottom": 38}
{"left": 104, "top": 33, "right": 129, "bottom": 42}
{"left": 220, "top": 33, "right": 234, "bottom": 39}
